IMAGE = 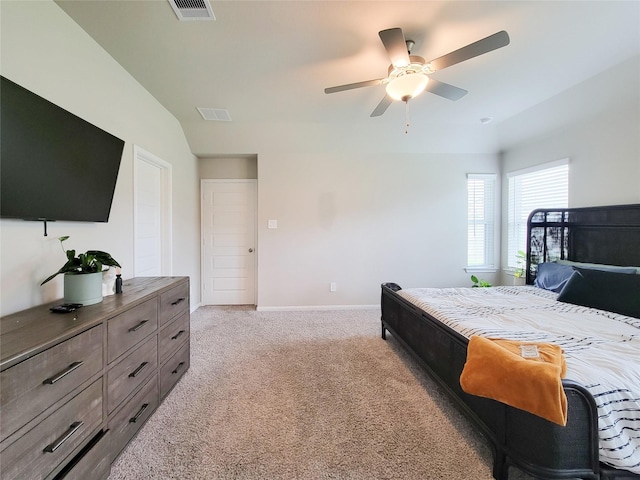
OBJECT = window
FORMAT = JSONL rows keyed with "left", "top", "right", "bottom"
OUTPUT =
{"left": 507, "top": 159, "right": 569, "bottom": 269}
{"left": 467, "top": 174, "right": 497, "bottom": 269}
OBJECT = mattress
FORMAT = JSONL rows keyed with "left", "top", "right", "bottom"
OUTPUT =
{"left": 397, "top": 285, "right": 640, "bottom": 475}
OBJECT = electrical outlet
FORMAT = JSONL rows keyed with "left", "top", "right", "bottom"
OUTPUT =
{"left": 330, "top": 282, "right": 337, "bottom": 292}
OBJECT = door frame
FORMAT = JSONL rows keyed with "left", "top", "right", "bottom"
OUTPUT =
{"left": 133, "top": 145, "right": 173, "bottom": 276}
{"left": 200, "top": 179, "right": 258, "bottom": 305}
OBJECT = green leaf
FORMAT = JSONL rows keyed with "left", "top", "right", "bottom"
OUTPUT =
{"left": 87, "top": 250, "right": 121, "bottom": 268}
{"left": 40, "top": 258, "right": 82, "bottom": 285}
{"left": 41, "top": 236, "right": 121, "bottom": 285}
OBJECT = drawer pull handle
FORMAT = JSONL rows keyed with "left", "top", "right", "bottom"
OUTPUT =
{"left": 43, "top": 421, "right": 83, "bottom": 453}
{"left": 128, "top": 320, "right": 149, "bottom": 332}
{"left": 129, "top": 361, "right": 149, "bottom": 378}
{"left": 172, "top": 361, "right": 185, "bottom": 375}
{"left": 171, "top": 297, "right": 185, "bottom": 306}
{"left": 171, "top": 329, "right": 186, "bottom": 341}
{"left": 129, "top": 403, "right": 149, "bottom": 423}
{"left": 43, "top": 361, "right": 84, "bottom": 385}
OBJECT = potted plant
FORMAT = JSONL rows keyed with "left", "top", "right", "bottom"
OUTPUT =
{"left": 41, "top": 236, "right": 121, "bottom": 305}
{"left": 470, "top": 275, "right": 492, "bottom": 287}
{"left": 513, "top": 250, "right": 527, "bottom": 285}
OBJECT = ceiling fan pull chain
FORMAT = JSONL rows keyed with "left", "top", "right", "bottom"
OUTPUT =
{"left": 405, "top": 100, "right": 410, "bottom": 134}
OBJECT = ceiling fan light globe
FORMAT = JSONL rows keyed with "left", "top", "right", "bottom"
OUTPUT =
{"left": 385, "top": 73, "right": 429, "bottom": 101}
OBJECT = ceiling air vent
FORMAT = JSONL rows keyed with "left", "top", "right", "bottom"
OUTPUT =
{"left": 169, "top": 0, "right": 215, "bottom": 21}
{"left": 197, "top": 107, "right": 232, "bottom": 121}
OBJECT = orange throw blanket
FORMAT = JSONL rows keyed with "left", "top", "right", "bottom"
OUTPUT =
{"left": 460, "top": 336, "right": 568, "bottom": 426}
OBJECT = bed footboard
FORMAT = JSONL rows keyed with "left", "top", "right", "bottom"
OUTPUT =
{"left": 380, "top": 282, "right": 603, "bottom": 480}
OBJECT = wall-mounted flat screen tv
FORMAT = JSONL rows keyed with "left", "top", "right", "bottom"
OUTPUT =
{"left": 1, "top": 75, "right": 125, "bottom": 223}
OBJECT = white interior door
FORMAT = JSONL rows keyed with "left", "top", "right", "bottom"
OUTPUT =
{"left": 201, "top": 180, "right": 256, "bottom": 305}
{"left": 134, "top": 145, "right": 172, "bottom": 277}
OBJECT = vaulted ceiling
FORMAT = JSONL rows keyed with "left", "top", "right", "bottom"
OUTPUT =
{"left": 56, "top": 0, "right": 640, "bottom": 154}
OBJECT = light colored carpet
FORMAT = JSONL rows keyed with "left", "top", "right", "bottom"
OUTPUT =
{"left": 108, "top": 306, "right": 535, "bottom": 480}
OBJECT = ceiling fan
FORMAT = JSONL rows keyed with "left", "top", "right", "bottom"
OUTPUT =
{"left": 324, "top": 28, "right": 510, "bottom": 117}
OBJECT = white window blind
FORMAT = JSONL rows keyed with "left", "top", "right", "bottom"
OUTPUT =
{"left": 507, "top": 160, "right": 569, "bottom": 268}
{"left": 467, "top": 174, "right": 496, "bottom": 269}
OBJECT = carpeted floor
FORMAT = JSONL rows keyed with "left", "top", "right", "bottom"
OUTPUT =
{"left": 108, "top": 306, "right": 535, "bottom": 480}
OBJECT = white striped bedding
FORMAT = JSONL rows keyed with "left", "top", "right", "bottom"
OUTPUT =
{"left": 397, "top": 285, "right": 640, "bottom": 475}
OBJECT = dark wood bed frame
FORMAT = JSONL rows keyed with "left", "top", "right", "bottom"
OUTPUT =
{"left": 381, "top": 204, "right": 640, "bottom": 480}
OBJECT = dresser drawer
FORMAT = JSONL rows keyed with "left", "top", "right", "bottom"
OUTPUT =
{"left": 158, "top": 311, "right": 190, "bottom": 365}
{"left": 159, "top": 339, "right": 190, "bottom": 400}
{"left": 56, "top": 430, "right": 110, "bottom": 480}
{"left": 0, "top": 379, "right": 103, "bottom": 480}
{"left": 0, "top": 325, "right": 103, "bottom": 443}
{"left": 109, "top": 375, "right": 158, "bottom": 462}
{"left": 158, "top": 281, "right": 189, "bottom": 327}
{"left": 107, "top": 298, "right": 157, "bottom": 364}
{"left": 107, "top": 335, "right": 157, "bottom": 414}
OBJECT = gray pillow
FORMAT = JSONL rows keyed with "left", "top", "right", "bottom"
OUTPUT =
{"left": 555, "top": 259, "right": 639, "bottom": 274}
{"left": 534, "top": 262, "right": 575, "bottom": 292}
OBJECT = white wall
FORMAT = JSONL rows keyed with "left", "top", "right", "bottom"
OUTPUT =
{"left": 255, "top": 151, "right": 499, "bottom": 308}
{"left": 199, "top": 156, "right": 258, "bottom": 180}
{"left": 497, "top": 56, "right": 640, "bottom": 283}
{"left": 0, "top": 0, "right": 200, "bottom": 315}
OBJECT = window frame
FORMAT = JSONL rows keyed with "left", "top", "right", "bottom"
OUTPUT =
{"left": 506, "top": 159, "right": 569, "bottom": 271}
{"left": 466, "top": 173, "right": 498, "bottom": 272}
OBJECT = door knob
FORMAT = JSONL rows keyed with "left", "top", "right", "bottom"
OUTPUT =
{"left": 248, "top": 248, "right": 254, "bottom": 253}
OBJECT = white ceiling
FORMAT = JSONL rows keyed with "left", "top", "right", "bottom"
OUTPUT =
{"left": 55, "top": 0, "right": 640, "bottom": 154}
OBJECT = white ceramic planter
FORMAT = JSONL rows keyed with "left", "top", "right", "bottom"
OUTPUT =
{"left": 64, "top": 271, "right": 104, "bottom": 305}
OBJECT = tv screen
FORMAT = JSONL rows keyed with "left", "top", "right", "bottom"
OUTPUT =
{"left": 1, "top": 76, "right": 125, "bottom": 222}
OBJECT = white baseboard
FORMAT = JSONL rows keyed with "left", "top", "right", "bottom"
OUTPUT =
{"left": 256, "top": 304, "right": 379, "bottom": 312}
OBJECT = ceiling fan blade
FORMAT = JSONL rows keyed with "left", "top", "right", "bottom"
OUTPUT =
{"left": 379, "top": 28, "right": 410, "bottom": 67}
{"left": 370, "top": 94, "right": 393, "bottom": 117}
{"left": 425, "top": 79, "right": 468, "bottom": 101}
{"left": 324, "top": 78, "right": 384, "bottom": 94}
{"left": 429, "top": 30, "right": 510, "bottom": 71}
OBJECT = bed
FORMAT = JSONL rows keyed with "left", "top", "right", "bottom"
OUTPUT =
{"left": 380, "top": 204, "right": 640, "bottom": 480}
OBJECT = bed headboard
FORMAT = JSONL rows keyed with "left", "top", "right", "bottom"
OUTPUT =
{"left": 525, "top": 203, "right": 640, "bottom": 285}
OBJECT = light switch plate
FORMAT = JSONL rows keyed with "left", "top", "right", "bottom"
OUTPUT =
{"left": 268, "top": 220, "right": 278, "bottom": 229}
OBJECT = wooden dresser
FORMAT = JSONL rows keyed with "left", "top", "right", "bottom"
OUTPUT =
{"left": 0, "top": 276, "right": 190, "bottom": 480}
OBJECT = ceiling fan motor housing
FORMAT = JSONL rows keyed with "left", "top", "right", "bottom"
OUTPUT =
{"left": 386, "top": 56, "right": 432, "bottom": 78}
